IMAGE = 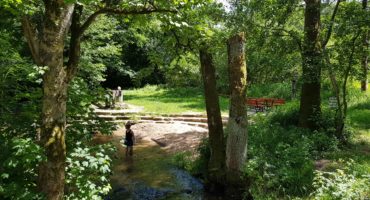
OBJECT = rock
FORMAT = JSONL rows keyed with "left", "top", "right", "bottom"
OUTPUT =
{"left": 131, "top": 183, "right": 174, "bottom": 200}
{"left": 170, "top": 168, "right": 204, "bottom": 195}
{"left": 104, "top": 187, "right": 129, "bottom": 200}
{"left": 106, "top": 183, "right": 175, "bottom": 200}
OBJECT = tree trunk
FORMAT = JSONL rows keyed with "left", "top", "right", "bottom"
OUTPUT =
{"left": 325, "top": 54, "right": 344, "bottom": 140}
{"left": 299, "top": 0, "right": 322, "bottom": 130}
{"left": 340, "top": 32, "right": 361, "bottom": 144}
{"left": 225, "top": 33, "right": 248, "bottom": 191}
{"left": 361, "top": 0, "right": 368, "bottom": 92}
{"left": 20, "top": 2, "right": 178, "bottom": 199}
{"left": 36, "top": 2, "right": 74, "bottom": 199}
{"left": 199, "top": 49, "right": 226, "bottom": 191}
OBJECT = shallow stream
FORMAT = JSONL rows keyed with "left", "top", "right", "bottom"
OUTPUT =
{"left": 104, "top": 140, "right": 223, "bottom": 200}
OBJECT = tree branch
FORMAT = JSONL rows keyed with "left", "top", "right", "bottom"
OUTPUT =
{"left": 268, "top": 27, "right": 302, "bottom": 51}
{"left": 66, "top": 4, "right": 83, "bottom": 82}
{"left": 79, "top": 7, "right": 177, "bottom": 37}
{"left": 342, "top": 30, "right": 361, "bottom": 117}
{"left": 65, "top": 3, "right": 176, "bottom": 81}
{"left": 322, "top": 0, "right": 341, "bottom": 48}
{"left": 253, "top": 23, "right": 302, "bottom": 51}
{"left": 59, "top": 4, "right": 75, "bottom": 39}
{"left": 21, "top": 17, "right": 42, "bottom": 65}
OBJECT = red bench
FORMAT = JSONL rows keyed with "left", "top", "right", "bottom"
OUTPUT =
{"left": 273, "top": 98, "right": 285, "bottom": 106}
{"left": 246, "top": 98, "right": 264, "bottom": 112}
{"left": 246, "top": 98, "right": 285, "bottom": 112}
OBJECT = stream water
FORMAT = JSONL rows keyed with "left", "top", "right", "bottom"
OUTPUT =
{"left": 103, "top": 140, "right": 224, "bottom": 200}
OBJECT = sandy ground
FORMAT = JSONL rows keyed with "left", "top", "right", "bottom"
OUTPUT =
{"left": 114, "top": 122, "right": 209, "bottom": 153}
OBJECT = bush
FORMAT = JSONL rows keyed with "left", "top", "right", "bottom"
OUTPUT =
{"left": 65, "top": 142, "right": 115, "bottom": 200}
{"left": 0, "top": 138, "right": 115, "bottom": 200}
{"left": 0, "top": 138, "right": 45, "bottom": 200}
{"left": 171, "top": 151, "right": 193, "bottom": 171}
{"left": 171, "top": 138, "right": 210, "bottom": 179}
{"left": 309, "top": 131, "right": 339, "bottom": 158}
{"left": 268, "top": 102, "right": 349, "bottom": 146}
{"left": 311, "top": 160, "right": 370, "bottom": 200}
{"left": 246, "top": 105, "right": 342, "bottom": 198}
{"left": 191, "top": 138, "right": 211, "bottom": 178}
{"left": 268, "top": 101, "right": 300, "bottom": 127}
{"left": 246, "top": 123, "right": 315, "bottom": 197}
{"left": 248, "top": 82, "right": 292, "bottom": 100}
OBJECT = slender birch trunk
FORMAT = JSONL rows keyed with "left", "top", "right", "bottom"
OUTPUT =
{"left": 361, "top": 0, "right": 368, "bottom": 92}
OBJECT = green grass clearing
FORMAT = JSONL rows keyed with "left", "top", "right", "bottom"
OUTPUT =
{"left": 123, "top": 85, "right": 229, "bottom": 114}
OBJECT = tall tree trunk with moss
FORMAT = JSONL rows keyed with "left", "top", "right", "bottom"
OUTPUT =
{"left": 299, "top": 0, "right": 322, "bottom": 130}
{"left": 199, "top": 48, "right": 226, "bottom": 191}
{"left": 361, "top": 0, "right": 368, "bottom": 92}
{"left": 23, "top": 1, "right": 75, "bottom": 199}
{"left": 20, "top": 1, "right": 195, "bottom": 199}
{"left": 225, "top": 33, "right": 249, "bottom": 197}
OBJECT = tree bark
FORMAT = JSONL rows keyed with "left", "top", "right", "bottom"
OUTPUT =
{"left": 225, "top": 33, "right": 248, "bottom": 189}
{"left": 20, "top": 1, "right": 181, "bottom": 199}
{"left": 21, "top": 17, "right": 42, "bottom": 65}
{"left": 299, "top": 0, "right": 322, "bottom": 130}
{"left": 361, "top": 0, "right": 368, "bottom": 92}
{"left": 325, "top": 54, "right": 344, "bottom": 141}
{"left": 31, "top": 2, "right": 74, "bottom": 199}
{"left": 199, "top": 49, "right": 226, "bottom": 191}
{"left": 322, "top": 0, "right": 342, "bottom": 138}
{"left": 341, "top": 32, "right": 361, "bottom": 143}
{"left": 66, "top": 4, "right": 83, "bottom": 82}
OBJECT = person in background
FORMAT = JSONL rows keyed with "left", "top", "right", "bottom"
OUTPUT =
{"left": 104, "top": 89, "right": 112, "bottom": 108}
{"left": 124, "top": 121, "right": 135, "bottom": 156}
{"left": 117, "top": 86, "right": 123, "bottom": 102}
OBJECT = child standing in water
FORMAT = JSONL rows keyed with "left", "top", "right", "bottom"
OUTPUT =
{"left": 124, "top": 121, "right": 135, "bottom": 156}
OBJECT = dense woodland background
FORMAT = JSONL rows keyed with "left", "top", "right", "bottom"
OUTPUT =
{"left": 0, "top": 0, "right": 369, "bottom": 199}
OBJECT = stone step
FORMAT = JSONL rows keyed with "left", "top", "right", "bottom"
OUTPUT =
{"left": 94, "top": 109, "right": 229, "bottom": 120}
{"left": 97, "top": 115, "right": 130, "bottom": 119}
{"left": 97, "top": 115, "right": 228, "bottom": 124}
{"left": 94, "top": 109, "right": 139, "bottom": 115}
{"left": 108, "top": 119, "right": 210, "bottom": 128}
{"left": 139, "top": 116, "right": 208, "bottom": 123}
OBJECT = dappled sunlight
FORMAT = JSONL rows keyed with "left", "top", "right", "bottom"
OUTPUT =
{"left": 45, "top": 125, "right": 64, "bottom": 148}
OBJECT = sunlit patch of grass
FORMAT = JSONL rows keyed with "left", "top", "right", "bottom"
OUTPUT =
{"left": 123, "top": 85, "right": 229, "bottom": 114}
{"left": 343, "top": 90, "right": 370, "bottom": 171}
{"left": 311, "top": 88, "right": 370, "bottom": 198}
{"left": 348, "top": 110, "right": 370, "bottom": 129}
{"left": 326, "top": 129, "right": 370, "bottom": 177}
